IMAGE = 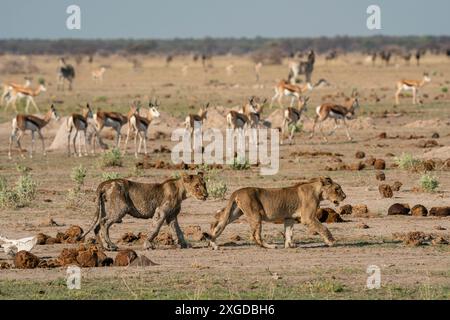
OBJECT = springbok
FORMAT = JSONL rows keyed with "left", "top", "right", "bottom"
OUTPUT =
{"left": 309, "top": 96, "right": 360, "bottom": 142}
{"left": 4, "top": 83, "right": 47, "bottom": 113}
{"left": 67, "top": 104, "right": 94, "bottom": 157}
{"left": 92, "top": 67, "right": 106, "bottom": 83}
{"left": 226, "top": 110, "right": 249, "bottom": 132}
{"left": 254, "top": 62, "right": 262, "bottom": 82}
{"left": 1, "top": 78, "right": 31, "bottom": 106}
{"left": 395, "top": 73, "right": 431, "bottom": 105}
{"left": 281, "top": 96, "right": 309, "bottom": 145}
{"left": 269, "top": 79, "right": 313, "bottom": 109}
{"left": 57, "top": 58, "right": 75, "bottom": 91}
{"left": 185, "top": 103, "right": 209, "bottom": 134}
{"left": 239, "top": 97, "right": 266, "bottom": 129}
{"left": 8, "top": 104, "right": 59, "bottom": 159}
{"left": 93, "top": 108, "right": 128, "bottom": 151}
{"left": 123, "top": 100, "right": 160, "bottom": 157}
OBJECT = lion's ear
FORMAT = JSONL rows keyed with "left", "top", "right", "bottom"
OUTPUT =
{"left": 182, "top": 173, "right": 193, "bottom": 182}
{"left": 319, "top": 176, "right": 332, "bottom": 186}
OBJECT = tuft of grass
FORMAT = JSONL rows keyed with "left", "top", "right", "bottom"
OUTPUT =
{"left": 288, "top": 122, "right": 303, "bottom": 134}
{"left": 419, "top": 174, "right": 439, "bottom": 193}
{"left": 98, "top": 148, "right": 123, "bottom": 168}
{"left": 94, "top": 96, "right": 108, "bottom": 103}
{"left": 70, "top": 164, "right": 87, "bottom": 191}
{"left": 0, "top": 174, "right": 37, "bottom": 209}
{"left": 394, "top": 153, "right": 421, "bottom": 171}
{"left": 101, "top": 172, "right": 121, "bottom": 181}
{"left": 230, "top": 156, "right": 250, "bottom": 170}
{"left": 441, "top": 87, "right": 448, "bottom": 93}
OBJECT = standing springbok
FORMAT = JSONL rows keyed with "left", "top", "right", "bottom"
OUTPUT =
{"left": 226, "top": 110, "right": 249, "bottom": 132}
{"left": 185, "top": 103, "right": 209, "bottom": 134}
{"left": 395, "top": 73, "right": 431, "bottom": 105}
{"left": 4, "top": 83, "right": 47, "bottom": 113}
{"left": 123, "top": 100, "right": 161, "bottom": 157}
{"left": 1, "top": 78, "right": 31, "bottom": 106}
{"left": 254, "top": 62, "right": 262, "bottom": 82}
{"left": 93, "top": 108, "right": 128, "bottom": 151}
{"left": 8, "top": 105, "right": 59, "bottom": 159}
{"left": 269, "top": 79, "right": 313, "bottom": 109}
{"left": 57, "top": 58, "right": 75, "bottom": 91}
{"left": 309, "top": 96, "right": 360, "bottom": 142}
{"left": 239, "top": 97, "right": 266, "bottom": 129}
{"left": 282, "top": 96, "right": 309, "bottom": 145}
{"left": 92, "top": 67, "right": 106, "bottom": 83}
{"left": 67, "top": 104, "right": 94, "bottom": 157}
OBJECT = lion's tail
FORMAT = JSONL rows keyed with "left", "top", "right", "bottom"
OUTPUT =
{"left": 76, "top": 188, "right": 104, "bottom": 241}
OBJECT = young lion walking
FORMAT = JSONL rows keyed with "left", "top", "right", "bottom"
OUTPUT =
{"left": 78, "top": 173, "right": 208, "bottom": 251}
{"left": 204, "top": 177, "right": 346, "bottom": 250}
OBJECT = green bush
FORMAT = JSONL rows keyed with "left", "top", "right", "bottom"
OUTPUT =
{"left": 441, "top": 87, "right": 448, "bottom": 93}
{"left": 208, "top": 180, "right": 228, "bottom": 199}
{"left": 288, "top": 122, "right": 303, "bottom": 134}
{"left": 70, "top": 164, "right": 87, "bottom": 190}
{"left": 230, "top": 156, "right": 250, "bottom": 170}
{"left": 394, "top": 153, "right": 421, "bottom": 171}
{"left": 98, "top": 148, "right": 123, "bottom": 168}
{"left": 0, "top": 174, "right": 37, "bottom": 209}
{"left": 101, "top": 172, "right": 121, "bottom": 181}
{"left": 419, "top": 174, "right": 439, "bottom": 193}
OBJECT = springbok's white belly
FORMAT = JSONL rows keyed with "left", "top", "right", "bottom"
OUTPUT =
{"left": 284, "top": 90, "right": 296, "bottom": 96}
{"left": 402, "top": 84, "right": 414, "bottom": 91}
{"left": 329, "top": 111, "right": 344, "bottom": 119}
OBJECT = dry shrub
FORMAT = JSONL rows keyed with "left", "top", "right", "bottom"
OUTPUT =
{"left": 393, "top": 232, "right": 448, "bottom": 246}
{"left": 316, "top": 208, "right": 344, "bottom": 223}
{"left": 411, "top": 205, "right": 428, "bottom": 217}
{"left": 375, "top": 171, "right": 386, "bottom": 181}
{"left": 429, "top": 207, "right": 450, "bottom": 217}
{"left": 184, "top": 225, "right": 206, "bottom": 241}
{"left": 379, "top": 184, "right": 393, "bottom": 198}
{"left": 388, "top": 203, "right": 410, "bottom": 215}
{"left": 129, "top": 255, "right": 158, "bottom": 267}
{"left": 155, "top": 231, "right": 175, "bottom": 245}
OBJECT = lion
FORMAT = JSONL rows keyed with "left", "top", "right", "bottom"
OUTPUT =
{"left": 78, "top": 173, "right": 208, "bottom": 251}
{"left": 203, "top": 176, "right": 346, "bottom": 249}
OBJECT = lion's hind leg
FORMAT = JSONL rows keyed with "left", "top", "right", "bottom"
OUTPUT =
{"left": 206, "top": 204, "right": 243, "bottom": 250}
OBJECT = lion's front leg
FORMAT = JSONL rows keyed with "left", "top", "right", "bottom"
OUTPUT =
{"left": 143, "top": 202, "right": 170, "bottom": 250}
{"left": 301, "top": 208, "right": 335, "bottom": 247}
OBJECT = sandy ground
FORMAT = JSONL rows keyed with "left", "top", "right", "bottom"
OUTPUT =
{"left": 0, "top": 54, "right": 449, "bottom": 299}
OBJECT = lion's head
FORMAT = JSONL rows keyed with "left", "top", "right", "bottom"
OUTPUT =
{"left": 319, "top": 176, "right": 346, "bottom": 206}
{"left": 182, "top": 172, "right": 208, "bottom": 201}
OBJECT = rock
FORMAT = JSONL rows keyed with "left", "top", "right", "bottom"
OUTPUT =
{"left": 365, "top": 157, "right": 376, "bottom": 166}
{"left": 431, "top": 132, "right": 440, "bottom": 139}
{"left": 378, "top": 132, "right": 387, "bottom": 139}
{"left": 184, "top": 225, "right": 205, "bottom": 241}
{"left": 0, "top": 262, "right": 12, "bottom": 269}
{"left": 14, "top": 251, "right": 40, "bottom": 269}
{"left": 316, "top": 208, "right": 344, "bottom": 223}
{"left": 391, "top": 181, "right": 403, "bottom": 192}
{"left": 357, "top": 223, "right": 369, "bottom": 229}
{"left": 349, "top": 162, "right": 365, "bottom": 171}
{"left": 36, "top": 233, "right": 49, "bottom": 245}
{"left": 374, "top": 159, "right": 386, "bottom": 170}
{"left": 434, "top": 225, "right": 446, "bottom": 230}
{"left": 338, "top": 204, "right": 352, "bottom": 215}
{"left": 429, "top": 207, "right": 450, "bottom": 217}
{"left": 114, "top": 249, "right": 138, "bottom": 266}
{"left": 431, "top": 236, "right": 448, "bottom": 245}
{"left": 422, "top": 160, "right": 435, "bottom": 171}
{"left": 45, "top": 237, "right": 61, "bottom": 245}
{"left": 120, "top": 232, "right": 139, "bottom": 244}
{"left": 352, "top": 204, "right": 369, "bottom": 216}
{"left": 76, "top": 245, "right": 99, "bottom": 268}
{"left": 411, "top": 205, "right": 428, "bottom": 217}
{"left": 379, "top": 184, "right": 393, "bottom": 198}
{"left": 57, "top": 248, "right": 79, "bottom": 266}
{"left": 129, "top": 255, "right": 158, "bottom": 267}
{"left": 155, "top": 231, "right": 175, "bottom": 245}
{"left": 375, "top": 171, "right": 386, "bottom": 181}
{"left": 355, "top": 151, "right": 366, "bottom": 159}
{"left": 388, "top": 203, "right": 410, "bottom": 215}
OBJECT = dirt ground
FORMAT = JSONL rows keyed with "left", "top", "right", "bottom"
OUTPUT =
{"left": 0, "top": 53, "right": 449, "bottom": 299}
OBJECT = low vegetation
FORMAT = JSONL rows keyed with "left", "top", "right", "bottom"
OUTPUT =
{"left": 101, "top": 172, "right": 122, "bottom": 181}
{"left": 98, "top": 148, "right": 123, "bottom": 168}
{"left": 0, "top": 173, "right": 37, "bottom": 209}
{"left": 230, "top": 156, "right": 250, "bottom": 170}
{"left": 395, "top": 153, "right": 422, "bottom": 171}
{"left": 419, "top": 174, "right": 439, "bottom": 193}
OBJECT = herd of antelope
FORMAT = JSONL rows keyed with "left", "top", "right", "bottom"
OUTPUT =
{"left": 1, "top": 55, "right": 433, "bottom": 159}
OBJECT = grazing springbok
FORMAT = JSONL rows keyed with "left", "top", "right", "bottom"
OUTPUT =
{"left": 57, "top": 58, "right": 75, "bottom": 91}
{"left": 8, "top": 105, "right": 59, "bottom": 159}
{"left": 91, "top": 67, "right": 106, "bottom": 83}
{"left": 309, "top": 95, "right": 360, "bottom": 142}
{"left": 93, "top": 108, "right": 128, "bottom": 151}
{"left": 185, "top": 103, "right": 209, "bottom": 134}
{"left": 281, "top": 96, "right": 309, "bottom": 145}
{"left": 270, "top": 79, "right": 313, "bottom": 109}
{"left": 1, "top": 78, "right": 31, "bottom": 106}
{"left": 67, "top": 104, "right": 94, "bottom": 157}
{"left": 123, "top": 100, "right": 161, "bottom": 157}
{"left": 395, "top": 73, "right": 431, "bottom": 105}
{"left": 4, "top": 83, "right": 47, "bottom": 113}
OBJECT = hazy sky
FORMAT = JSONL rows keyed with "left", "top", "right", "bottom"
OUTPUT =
{"left": 0, "top": 0, "right": 449, "bottom": 39}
